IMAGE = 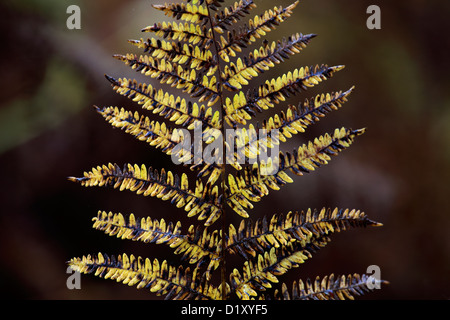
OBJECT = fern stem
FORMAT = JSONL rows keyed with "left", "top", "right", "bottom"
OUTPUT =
{"left": 205, "top": 3, "right": 228, "bottom": 301}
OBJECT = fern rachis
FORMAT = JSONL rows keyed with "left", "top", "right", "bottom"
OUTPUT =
{"left": 68, "top": 0, "right": 386, "bottom": 300}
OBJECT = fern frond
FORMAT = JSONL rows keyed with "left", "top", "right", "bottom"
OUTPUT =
{"left": 128, "top": 38, "right": 217, "bottom": 76}
{"left": 275, "top": 273, "right": 387, "bottom": 300}
{"left": 95, "top": 105, "right": 225, "bottom": 185}
{"left": 153, "top": 2, "right": 209, "bottom": 24}
{"left": 95, "top": 104, "right": 224, "bottom": 184}
{"left": 225, "top": 88, "right": 355, "bottom": 162}
{"left": 104, "top": 76, "right": 221, "bottom": 130}
{"left": 95, "top": 106, "right": 192, "bottom": 159}
{"left": 225, "top": 64, "right": 344, "bottom": 125}
{"left": 92, "top": 211, "right": 222, "bottom": 272}
{"left": 222, "top": 33, "right": 316, "bottom": 91}
{"left": 226, "top": 128, "right": 365, "bottom": 217}
{"left": 226, "top": 208, "right": 381, "bottom": 259}
{"left": 69, "top": 253, "right": 222, "bottom": 300}
{"left": 218, "top": 1, "right": 299, "bottom": 62}
{"left": 68, "top": 163, "right": 222, "bottom": 226}
{"left": 142, "top": 21, "right": 214, "bottom": 48}
{"left": 69, "top": 0, "right": 385, "bottom": 301}
{"left": 113, "top": 54, "right": 220, "bottom": 106}
{"left": 212, "top": 0, "right": 256, "bottom": 33}
{"left": 262, "top": 87, "right": 355, "bottom": 141}
{"left": 227, "top": 206, "right": 382, "bottom": 300}
{"left": 230, "top": 239, "right": 325, "bottom": 300}
{"left": 93, "top": 210, "right": 183, "bottom": 243}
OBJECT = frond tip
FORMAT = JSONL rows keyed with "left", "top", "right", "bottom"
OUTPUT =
{"left": 275, "top": 273, "right": 388, "bottom": 300}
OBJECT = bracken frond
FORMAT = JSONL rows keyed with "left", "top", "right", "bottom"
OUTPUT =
{"left": 222, "top": 33, "right": 316, "bottom": 91}
{"left": 92, "top": 211, "right": 222, "bottom": 273}
{"left": 95, "top": 104, "right": 226, "bottom": 186}
{"left": 261, "top": 87, "right": 355, "bottom": 141}
{"left": 227, "top": 206, "right": 382, "bottom": 300}
{"left": 226, "top": 208, "right": 382, "bottom": 260}
{"left": 142, "top": 20, "right": 214, "bottom": 48}
{"left": 94, "top": 106, "right": 191, "bottom": 159}
{"left": 69, "top": 253, "right": 223, "bottom": 300}
{"left": 218, "top": 1, "right": 299, "bottom": 62}
{"left": 224, "top": 64, "right": 344, "bottom": 126}
{"left": 68, "top": 0, "right": 386, "bottom": 301}
{"left": 231, "top": 239, "right": 327, "bottom": 300}
{"left": 113, "top": 53, "right": 220, "bottom": 106}
{"left": 128, "top": 38, "right": 217, "bottom": 76}
{"left": 224, "top": 88, "right": 355, "bottom": 163}
{"left": 103, "top": 76, "right": 221, "bottom": 130}
{"left": 68, "top": 163, "right": 222, "bottom": 226}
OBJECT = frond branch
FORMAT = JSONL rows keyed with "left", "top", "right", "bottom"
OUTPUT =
{"left": 218, "top": 1, "right": 299, "bottom": 62}
{"left": 69, "top": 253, "right": 222, "bottom": 300}
{"left": 128, "top": 38, "right": 217, "bottom": 76}
{"left": 231, "top": 238, "right": 327, "bottom": 300}
{"left": 142, "top": 21, "right": 214, "bottom": 48}
{"left": 226, "top": 87, "right": 355, "bottom": 162}
{"left": 104, "top": 76, "right": 221, "bottom": 130}
{"left": 222, "top": 33, "right": 316, "bottom": 91}
{"left": 226, "top": 128, "right": 365, "bottom": 217}
{"left": 152, "top": 2, "right": 210, "bottom": 25}
{"left": 225, "top": 64, "right": 344, "bottom": 125}
{"left": 211, "top": 0, "right": 256, "bottom": 33}
{"left": 92, "top": 211, "right": 222, "bottom": 272}
{"left": 275, "top": 273, "right": 388, "bottom": 300}
{"left": 226, "top": 208, "right": 381, "bottom": 259}
{"left": 113, "top": 53, "right": 220, "bottom": 106}
{"left": 68, "top": 163, "right": 222, "bottom": 226}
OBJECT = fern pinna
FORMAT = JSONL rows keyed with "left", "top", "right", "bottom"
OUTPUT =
{"left": 68, "top": 0, "right": 386, "bottom": 300}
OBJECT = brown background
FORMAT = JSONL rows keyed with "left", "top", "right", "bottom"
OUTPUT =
{"left": 0, "top": 0, "right": 449, "bottom": 299}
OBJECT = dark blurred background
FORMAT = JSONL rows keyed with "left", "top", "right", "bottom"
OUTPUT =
{"left": 0, "top": 0, "right": 449, "bottom": 299}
